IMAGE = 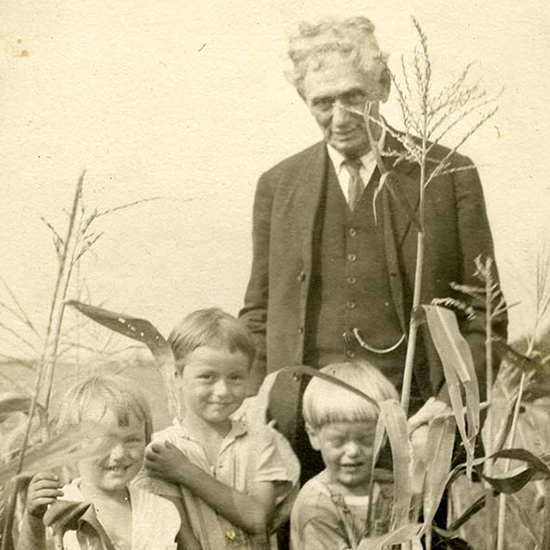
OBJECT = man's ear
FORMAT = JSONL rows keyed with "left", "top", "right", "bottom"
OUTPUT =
{"left": 378, "top": 67, "right": 391, "bottom": 103}
{"left": 305, "top": 423, "right": 321, "bottom": 451}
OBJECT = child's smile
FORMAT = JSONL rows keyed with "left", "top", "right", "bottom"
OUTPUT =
{"left": 178, "top": 346, "right": 250, "bottom": 429}
{"left": 78, "top": 410, "right": 146, "bottom": 493}
{"left": 309, "top": 420, "right": 377, "bottom": 495}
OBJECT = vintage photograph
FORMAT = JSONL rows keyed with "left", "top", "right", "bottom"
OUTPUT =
{"left": 1, "top": 1, "right": 549, "bottom": 548}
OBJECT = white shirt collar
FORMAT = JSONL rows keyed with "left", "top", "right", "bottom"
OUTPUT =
{"left": 326, "top": 126, "right": 386, "bottom": 174}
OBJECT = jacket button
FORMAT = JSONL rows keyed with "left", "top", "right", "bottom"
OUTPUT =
{"left": 346, "top": 350, "right": 355, "bottom": 358}
{"left": 298, "top": 326, "right": 304, "bottom": 334}
{"left": 347, "top": 253, "right": 357, "bottom": 262}
{"left": 347, "top": 276, "right": 357, "bottom": 285}
{"left": 349, "top": 227, "right": 358, "bottom": 237}
{"left": 346, "top": 301, "right": 356, "bottom": 309}
{"left": 297, "top": 272, "right": 306, "bottom": 282}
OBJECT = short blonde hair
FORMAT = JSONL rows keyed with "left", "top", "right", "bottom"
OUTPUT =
{"left": 56, "top": 375, "right": 153, "bottom": 443}
{"left": 286, "top": 16, "right": 389, "bottom": 96}
{"left": 303, "top": 361, "right": 398, "bottom": 428}
{"left": 168, "top": 308, "right": 255, "bottom": 373}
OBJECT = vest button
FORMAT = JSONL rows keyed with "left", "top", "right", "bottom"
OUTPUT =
{"left": 349, "top": 227, "right": 358, "bottom": 237}
{"left": 347, "top": 276, "right": 357, "bottom": 285}
{"left": 298, "top": 326, "right": 304, "bottom": 334}
{"left": 297, "top": 271, "right": 306, "bottom": 282}
{"left": 346, "top": 350, "right": 355, "bottom": 358}
{"left": 346, "top": 301, "right": 356, "bottom": 309}
{"left": 347, "top": 253, "right": 357, "bottom": 262}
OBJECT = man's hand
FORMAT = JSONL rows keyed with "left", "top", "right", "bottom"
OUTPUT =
{"left": 26, "top": 473, "right": 63, "bottom": 519}
{"left": 144, "top": 441, "right": 192, "bottom": 485}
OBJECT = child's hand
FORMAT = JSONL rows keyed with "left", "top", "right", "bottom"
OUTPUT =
{"left": 145, "top": 441, "right": 192, "bottom": 485}
{"left": 26, "top": 473, "right": 64, "bottom": 519}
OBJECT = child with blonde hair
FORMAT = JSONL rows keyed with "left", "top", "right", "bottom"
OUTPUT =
{"left": 291, "top": 361, "right": 398, "bottom": 549}
{"left": 138, "top": 308, "right": 299, "bottom": 549}
{"left": 16, "top": 375, "right": 199, "bottom": 550}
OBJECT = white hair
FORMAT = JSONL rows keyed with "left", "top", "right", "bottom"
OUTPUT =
{"left": 286, "top": 16, "right": 389, "bottom": 96}
{"left": 303, "top": 361, "right": 399, "bottom": 429}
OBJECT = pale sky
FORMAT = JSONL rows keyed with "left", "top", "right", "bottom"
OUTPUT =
{"left": 1, "top": 0, "right": 549, "bottom": 364}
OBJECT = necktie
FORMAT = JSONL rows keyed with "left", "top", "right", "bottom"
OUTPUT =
{"left": 343, "top": 158, "right": 364, "bottom": 212}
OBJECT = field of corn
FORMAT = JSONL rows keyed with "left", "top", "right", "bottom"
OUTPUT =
{"left": 1, "top": 14, "right": 550, "bottom": 550}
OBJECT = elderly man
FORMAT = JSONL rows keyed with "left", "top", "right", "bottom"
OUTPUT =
{"left": 240, "top": 16, "right": 506, "bottom": 479}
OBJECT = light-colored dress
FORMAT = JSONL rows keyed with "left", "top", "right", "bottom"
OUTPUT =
{"left": 136, "top": 413, "right": 300, "bottom": 550}
{"left": 57, "top": 479, "right": 181, "bottom": 550}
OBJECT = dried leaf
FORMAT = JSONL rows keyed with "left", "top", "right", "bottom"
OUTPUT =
{"left": 66, "top": 301, "right": 181, "bottom": 419}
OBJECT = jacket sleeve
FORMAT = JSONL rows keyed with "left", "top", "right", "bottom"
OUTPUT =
{"left": 240, "top": 172, "right": 275, "bottom": 394}
{"left": 452, "top": 157, "right": 508, "bottom": 396}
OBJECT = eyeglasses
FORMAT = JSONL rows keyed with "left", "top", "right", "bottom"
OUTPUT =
{"left": 310, "top": 91, "right": 369, "bottom": 114}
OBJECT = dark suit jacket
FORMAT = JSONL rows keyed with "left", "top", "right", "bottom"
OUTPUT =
{"left": 240, "top": 133, "right": 507, "bottom": 399}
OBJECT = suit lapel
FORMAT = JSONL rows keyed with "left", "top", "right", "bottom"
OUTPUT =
{"left": 381, "top": 131, "right": 421, "bottom": 331}
{"left": 297, "top": 141, "right": 328, "bottom": 275}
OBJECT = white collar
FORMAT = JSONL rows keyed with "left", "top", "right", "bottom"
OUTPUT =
{"left": 326, "top": 126, "right": 386, "bottom": 173}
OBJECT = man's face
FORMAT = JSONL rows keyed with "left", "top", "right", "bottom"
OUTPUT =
{"left": 302, "top": 57, "right": 388, "bottom": 157}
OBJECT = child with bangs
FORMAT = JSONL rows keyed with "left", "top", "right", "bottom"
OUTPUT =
{"left": 137, "top": 307, "right": 300, "bottom": 550}
{"left": 290, "top": 361, "right": 398, "bottom": 549}
{"left": 16, "top": 375, "right": 199, "bottom": 550}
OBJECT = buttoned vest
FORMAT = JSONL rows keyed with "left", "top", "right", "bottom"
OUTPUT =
{"left": 304, "top": 162, "right": 409, "bottom": 389}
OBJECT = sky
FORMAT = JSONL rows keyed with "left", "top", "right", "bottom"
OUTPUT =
{"left": 1, "top": 0, "right": 549, "bottom": 367}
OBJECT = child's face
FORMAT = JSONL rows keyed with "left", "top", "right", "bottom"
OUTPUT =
{"left": 78, "top": 409, "right": 146, "bottom": 493}
{"left": 178, "top": 345, "right": 250, "bottom": 427}
{"left": 308, "top": 420, "right": 377, "bottom": 492}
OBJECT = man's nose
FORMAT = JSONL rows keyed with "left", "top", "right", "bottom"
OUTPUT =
{"left": 332, "top": 100, "right": 351, "bottom": 126}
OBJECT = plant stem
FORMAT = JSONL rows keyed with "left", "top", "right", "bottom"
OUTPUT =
{"left": 0, "top": 172, "right": 85, "bottom": 550}
{"left": 484, "top": 259, "right": 495, "bottom": 550}
{"left": 401, "top": 112, "right": 427, "bottom": 414}
{"left": 41, "top": 171, "right": 85, "bottom": 411}
{"left": 542, "top": 478, "right": 550, "bottom": 550}
{"left": 496, "top": 372, "right": 525, "bottom": 550}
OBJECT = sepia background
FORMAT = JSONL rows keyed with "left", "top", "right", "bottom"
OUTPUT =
{"left": 1, "top": 0, "right": 549, "bottom": 423}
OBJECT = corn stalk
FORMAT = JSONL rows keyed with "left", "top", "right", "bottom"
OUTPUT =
{"left": 362, "top": 18, "right": 499, "bottom": 416}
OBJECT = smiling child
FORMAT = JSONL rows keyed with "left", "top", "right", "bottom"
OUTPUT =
{"left": 138, "top": 308, "right": 299, "bottom": 549}
{"left": 290, "top": 361, "right": 398, "bottom": 549}
{"left": 16, "top": 375, "right": 199, "bottom": 550}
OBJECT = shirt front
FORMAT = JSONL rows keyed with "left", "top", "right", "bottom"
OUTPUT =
{"left": 55, "top": 479, "right": 180, "bottom": 550}
{"left": 136, "top": 413, "right": 299, "bottom": 550}
{"left": 326, "top": 129, "right": 386, "bottom": 204}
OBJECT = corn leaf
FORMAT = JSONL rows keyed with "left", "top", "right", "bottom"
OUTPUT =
{"left": 422, "top": 415, "right": 456, "bottom": 528}
{"left": 378, "top": 399, "right": 413, "bottom": 529}
{"left": 66, "top": 300, "right": 181, "bottom": 419}
{"left": 0, "top": 394, "right": 31, "bottom": 423}
{"left": 358, "top": 523, "right": 423, "bottom": 550}
{"left": 422, "top": 305, "right": 480, "bottom": 474}
{"left": 43, "top": 500, "right": 91, "bottom": 531}
{"left": 0, "top": 424, "right": 118, "bottom": 484}
{"left": 275, "top": 365, "right": 381, "bottom": 409}
{"left": 482, "top": 464, "right": 536, "bottom": 494}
